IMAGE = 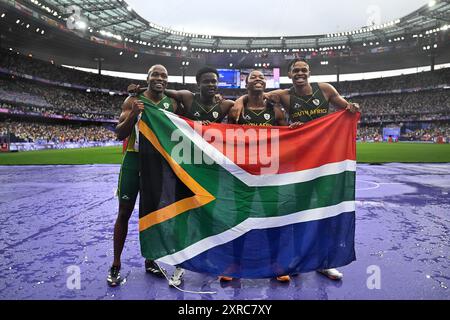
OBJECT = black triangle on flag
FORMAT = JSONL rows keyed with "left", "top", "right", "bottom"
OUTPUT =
{"left": 138, "top": 132, "right": 195, "bottom": 220}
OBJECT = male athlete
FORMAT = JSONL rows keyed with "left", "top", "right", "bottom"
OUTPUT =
{"left": 127, "top": 67, "right": 234, "bottom": 287}
{"left": 228, "top": 70, "right": 287, "bottom": 126}
{"left": 107, "top": 64, "right": 178, "bottom": 286}
{"left": 129, "top": 66, "right": 234, "bottom": 124}
{"left": 272, "top": 58, "right": 359, "bottom": 124}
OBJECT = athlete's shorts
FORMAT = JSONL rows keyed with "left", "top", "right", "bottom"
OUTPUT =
{"left": 117, "top": 151, "right": 139, "bottom": 204}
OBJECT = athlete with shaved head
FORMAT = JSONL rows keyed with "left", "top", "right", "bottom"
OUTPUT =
{"left": 128, "top": 66, "right": 235, "bottom": 124}
{"left": 107, "top": 64, "right": 179, "bottom": 286}
{"left": 126, "top": 66, "right": 235, "bottom": 288}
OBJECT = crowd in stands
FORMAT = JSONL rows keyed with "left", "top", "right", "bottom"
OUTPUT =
{"left": 332, "top": 68, "right": 450, "bottom": 93}
{"left": 0, "top": 121, "right": 116, "bottom": 143}
{"left": 357, "top": 126, "right": 382, "bottom": 141}
{"left": 0, "top": 78, "right": 124, "bottom": 117}
{"left": 359, "top": 112, "right": 449, "bottom": 124}
{"left": 1, "top": 49, "right": 449, "bottom": 145}
{"left": 1, "top": 47, "right": 197, "bottom": 92}
{"left": 2, "top": 47, "right": 449, "bottom": 96}
{"left": 401, "top": 123, "right": 450, "bottom": 142}
{"left": 1, "top": 102, "right": 117, "bottom": 120}
{"left": 356, "top": 123, "right": 450, "bottom": 142}
{"left": 353, "top": 90, "right": 449, "bottom": 116}
{"left": 0, "top": 48, "right": 133, "bottom": 91}
{"left": 1, "top": 76, "right": 448, "bottom": 121}
{"left": 1, "top": 119, "right": 446, "bottom": 144}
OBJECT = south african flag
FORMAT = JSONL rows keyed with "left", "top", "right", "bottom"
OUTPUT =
{"left": 138, "top": 106, "right": 359, "bottom": 278}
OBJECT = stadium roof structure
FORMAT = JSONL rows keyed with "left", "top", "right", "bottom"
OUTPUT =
{"left": 0, "top": 0, "right": 449, "bottom": 76}
{"left": 17, "top": 0, "right": 450, "bottom": 51}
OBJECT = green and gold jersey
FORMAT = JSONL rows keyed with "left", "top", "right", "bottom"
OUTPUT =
{"left": 126, "top": 94, "right": 175, "bottom": 152}
{"left": 288, "top": 83, "right": 329, "bottom": 124}
{"left": 237, "top": 100, "right": 276, "bottom": 127}
{"left": 185, "top": 94, "right": 226, "bottom": 122}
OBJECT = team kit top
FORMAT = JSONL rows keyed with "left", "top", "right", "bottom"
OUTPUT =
{"left": 237, "top": 100, "right": 277, "bottom": 126}
{"left": 288, "top": 83, "right": 329, "bottom": 124}
{"left": 126, "top": 84, "right": 330, "bottom": 147}
{"left": 126, "top": 94, "right": 176, "bottom": 153}
{"left": 184, "top": 93, "right": 227, "bottom": 123}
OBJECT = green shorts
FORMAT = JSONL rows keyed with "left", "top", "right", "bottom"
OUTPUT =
{"left": 117, "top": 151, "right": 139, "bottom": 203}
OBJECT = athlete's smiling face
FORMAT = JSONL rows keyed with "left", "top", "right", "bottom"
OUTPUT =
{"left": 198, "top": 72, "right": 218, "bottom": 98}
{"left": 147, "top": 65, "right": 168, "bottom": 93}
{"left": 288, "top": 61, "right": 310, "bottom": 87}
{"left": 246, "top": 70, "right": 266, "bottom": 93}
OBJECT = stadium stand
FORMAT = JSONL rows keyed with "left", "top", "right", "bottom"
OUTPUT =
{"left": 1, "top": 49, "right": 449, "bottom": 145}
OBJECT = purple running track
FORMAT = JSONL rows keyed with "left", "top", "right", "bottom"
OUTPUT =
{"left": 0, "top": 163, "right": 448, "bottom": 300}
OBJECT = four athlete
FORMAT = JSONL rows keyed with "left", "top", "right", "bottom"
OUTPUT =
{"left": 107, "top": 64, "right": 178, "bottom": 286}
{"left": 108, "top": 60, "right": 360, "bottom": 287}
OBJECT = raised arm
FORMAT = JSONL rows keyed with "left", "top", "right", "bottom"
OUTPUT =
{"left": 127, "top": 83, "right": 146, "bottom": 96}
{"left": 220, "top": 99, "right": 235, "bottom": 115}
{"left": 164, "top": 89, "right": 194, "bottom": 109}
{"left": 127, "top": 83, "right": 193, "bottom": 111}
{"left": 115, "top": 96, "right": 143, "bottom": 141}
{"left": 265, "top": 89, "right": 289, "bottom": 98}
{"left": 265, "top": 89, "right": 290, "bottom": 108}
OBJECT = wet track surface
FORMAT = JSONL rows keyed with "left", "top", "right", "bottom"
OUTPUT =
{"left": 0, "top": 164, "right": 449, "bottom": 300}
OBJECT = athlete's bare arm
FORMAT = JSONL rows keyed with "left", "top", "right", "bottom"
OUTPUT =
{"left": 169, "top": 97, "right": 180, "bottom": 114}
{"left": 227, "top": 103, "right": 241, "bottom": 124}
{"left": 115, "top": 96, "right": 144, "bottom": 141}
{"left": 265, "top": 89, "right": 290, "bottom": 109}
{"left": 127, "top": 83, "right": 188, "bottom": 115}
{"left": 219, "top": 99, "right": 235, "bottom": 115}
{"left": 232, "top": 95, "right": 247, "bottom": 119}
{"left": 265, "top": 89, "right": 289, "bottom": 100}
{"left": 233, "top": 89, "right": 290, "bottom": 116}
{"left": 164, "top": 89, "right": 194, "bottom": 114}
{"left": 127, "top": 83, "right": 146, "bottom": 95}
{"left": 318, "top": 83, "right": 360, "bottom": 113}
